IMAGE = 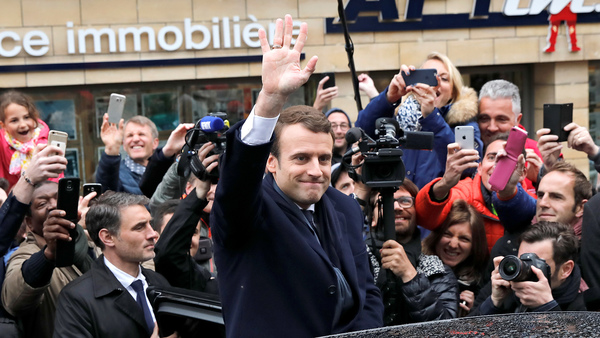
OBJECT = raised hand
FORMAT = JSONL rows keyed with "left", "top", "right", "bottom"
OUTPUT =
{"left": 433, "top": 143, "right": 479, "bottom": 200}
{"left": 358, "top": 73, "right": 379, "bottom": 99}
{"left": 255, "top": 14, "right": 318, "bottom": 117}
{"left": 565, "top": 122, "right": 599, "bottom": 157}
{"left": 536, "top": 128, "right": 562, "bottom": 169}
{"left": 386, "top": 65, "right": 414, "bottom": 103}
{"left": 313, "top": 76, "right": 338, "bottom": 111}
{"left": 101, "top": 113, "right": 124, "bottom": 156}
{"left": 162, "top": 123, "right": 195, "bottom": 158}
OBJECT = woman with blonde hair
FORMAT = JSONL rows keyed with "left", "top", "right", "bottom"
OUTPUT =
{"left": 355, "top": 52, "right": 482, "bottom": 188}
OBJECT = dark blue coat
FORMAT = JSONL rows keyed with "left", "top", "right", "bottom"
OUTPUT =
{"left": 211, "top": 122, "right": 383, "bottom": 338}
{"left": 355, "top": 87, "right": 482, "bottom": 189}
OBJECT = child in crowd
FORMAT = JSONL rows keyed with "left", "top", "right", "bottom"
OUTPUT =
{"left": 0, "top": 91, "right": 51, "bottom": 189}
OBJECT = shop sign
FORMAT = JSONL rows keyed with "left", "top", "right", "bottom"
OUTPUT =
{"left": 326, "top": 0, "right": 600, "bottom": 32}
{"left": 0, "top": 16, "right": 301, "bottom": 58}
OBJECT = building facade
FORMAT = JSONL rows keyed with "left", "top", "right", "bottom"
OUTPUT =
{"left": 1, "top": 0, "right": 600, "bottom": 183}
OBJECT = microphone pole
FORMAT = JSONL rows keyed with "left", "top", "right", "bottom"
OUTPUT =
{"left": 336, "top": 0, "right": 363, "bottom": 112}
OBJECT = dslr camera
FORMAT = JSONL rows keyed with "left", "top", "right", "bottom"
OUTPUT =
{"left": 177, "top": 112, "right": 229, "bottom": 183}
{"left": 498, "top": 253, "right": 552, "bottom": 285}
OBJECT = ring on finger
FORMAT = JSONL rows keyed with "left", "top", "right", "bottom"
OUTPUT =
{"left": 272, "top": 44, "right": 282, "bottom": 49}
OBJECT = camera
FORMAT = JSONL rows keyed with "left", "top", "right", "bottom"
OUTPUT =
{"left": 499, "top": 253, "right": 551, "bottom": 285}
{"left": 347, "top": 118, "right": 434, "bottom": 188}
{"left": 177, "top": 112, "right": 229, "bottom": 183}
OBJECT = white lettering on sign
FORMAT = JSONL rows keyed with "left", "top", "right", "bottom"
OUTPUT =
{"left": 0, "top": 30, "right": 50, "bottom": 57}
{"left": 503, "top": 0, "right": 600, "bottom": 16}
{"left": 0, "top": 16, "right": 302, "bottom": 58}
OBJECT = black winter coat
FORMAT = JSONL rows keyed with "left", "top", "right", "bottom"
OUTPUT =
{"left": 367, "top": 231, "right": 458, "bottom": 325}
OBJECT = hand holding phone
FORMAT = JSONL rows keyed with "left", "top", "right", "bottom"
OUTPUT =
{"left": 107, "top": 93, "right": 126, "bottom": 124}
{"left": 401, "top": 69, "right": 438, "bottom": 87}
{"left": 488, "top": 127, "right": 528, "bottom": 192}
{"left": 55, "top": 177, "right": 80, "bottom": 267}
{"left": 83, "top": 183, "right": 102, "bottom": 200}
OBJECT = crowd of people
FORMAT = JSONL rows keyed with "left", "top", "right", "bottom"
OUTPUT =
{"left": 0, "top": 14, "right": 599, "bottom": 337}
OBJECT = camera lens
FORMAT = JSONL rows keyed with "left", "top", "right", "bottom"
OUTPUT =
{"left": 66, "top": 181, "right": 73, "bottom": 191}
{"left": 502, "top": 261, "right": 517, "bottom": 275}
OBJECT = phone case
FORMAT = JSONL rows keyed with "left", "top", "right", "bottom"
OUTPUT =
{"left": 455, "top": 126, "right": 474, "bottom": 150}
{"left": 83, "top": 183, "right": 102, "bottom": 198}
{"left": 323, "top": 73, "right": 335, "bottom": 89}
{"left": 48, "top": 130, "right": 68, "bottom": 155}
{"left": 543, "top": 103, "right": 573, "bottom": 142}
{"left": 55, "top": 177, "right": 80, "bottom": 267}
{"left": 107, "top": 93, "right": 126, "bottom": 124}
{"left": 401, "top": 68, "right": 438, "bottom": 87}
{"left": 488, "top": 127, "right": 528, "bottom": 191}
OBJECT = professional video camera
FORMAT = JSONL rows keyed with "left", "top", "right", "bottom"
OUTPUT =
{"left": 499, "top": 253, "right": 552, "bottom": 285}
{"left": 177, "top": 112, "right": 229, "bottom": 183}
{"left": 345, "top": 117, "right": 434, "bottom": 188}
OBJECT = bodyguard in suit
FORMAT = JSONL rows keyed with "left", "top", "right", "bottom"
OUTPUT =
{"left": 53, "top": 192, "right": 171, "bottom": 337}
{"left": 211, "top": 15, "right": 384, "bottom": 337}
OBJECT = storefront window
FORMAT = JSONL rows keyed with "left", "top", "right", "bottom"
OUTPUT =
{"left": 20, "top": 76, "right": 312, "bottom": 183}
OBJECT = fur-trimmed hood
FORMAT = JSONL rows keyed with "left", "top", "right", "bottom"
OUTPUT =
{"left": 445, "top": 86, "right": 478, "bottom": 128}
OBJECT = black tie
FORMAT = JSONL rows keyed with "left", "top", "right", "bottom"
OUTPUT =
{"left": 130, "top": 279, "right": 155, "bottom": 334}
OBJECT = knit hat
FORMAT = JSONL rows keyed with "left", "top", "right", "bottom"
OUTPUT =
{"left": 325, "top": 108, "right": 352, "bottom": 128}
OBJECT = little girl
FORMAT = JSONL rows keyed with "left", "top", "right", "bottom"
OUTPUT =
{"left": 0, "top": 91, "right": 51, "bottom": 189}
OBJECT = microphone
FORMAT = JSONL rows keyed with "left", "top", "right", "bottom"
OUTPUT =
{"left": 343, "top": 146, "right": 361, "bottom": 158}
{"left": 198, "top": 116, "right": 225, "bottom": 132}
{"left": 345, "top": 127, "right": 364, "bottom": 145}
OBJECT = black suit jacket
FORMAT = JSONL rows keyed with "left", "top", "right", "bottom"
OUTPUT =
{"left": 53, "top": 256, "right": 170, "bottom": 338}
{"left": 211, "top": 122, "right": 383, "bottom": 338}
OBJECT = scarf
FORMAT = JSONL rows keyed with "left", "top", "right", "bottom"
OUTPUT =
{"left": 6, "top": 126, "right": 42, "bottom": 175}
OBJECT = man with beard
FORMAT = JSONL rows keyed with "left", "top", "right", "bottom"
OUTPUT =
{"left": 326, "top": 108, "right": 352, "bottom": 165}
{"left": 366, "top": 179, "right": 458, "bottom": 325}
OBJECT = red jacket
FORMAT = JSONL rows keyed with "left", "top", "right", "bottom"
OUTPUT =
{"left": 416, "top": 175, "right": 502, "bottom": 253}
{"left": 0, "top": 120, "right": 54, "bottom": 189}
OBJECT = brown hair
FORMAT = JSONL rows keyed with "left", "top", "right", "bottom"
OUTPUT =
{"left": 546, "top": 161, "right": 592, "bottom": 209}
{"left": 270, "top": 105, "right": 334, "bottom": 160}
{"left": 423, "top": 199, "right": 489, "bottom": 283}
{"left": 520, "top": 221, "right": 578, "bottom": 266}
{"left": 0, "top": 91, "right": 40, "bottom": 127}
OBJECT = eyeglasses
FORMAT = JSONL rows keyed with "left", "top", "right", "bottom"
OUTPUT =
{"left": 393, "top": 196, "right": 414, "bottom": 208}
{"left": 331, "top": 123, "right": 349, "bottom": 131}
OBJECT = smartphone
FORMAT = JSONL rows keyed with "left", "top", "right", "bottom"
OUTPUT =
{"left": 107, "top": 93, "right": 126, "bottom": 124}
{"left": 543, "top": 103, "right": 573, "bottom": 142}
{"left": 83, "top": 183, "right": 102, "bottom": 200}
{"left": 401, "top": 68, "right": 438, "bottom": 87}
{"left": 488, "top": 126, "right": 528, "bottom": 191}
{"left": 55, "top": 177, "right": 81, "bottom": 267}
{"left": 455, "top": 126, "right": 474, "bottom": 150}
{"left": 48, "top": 130, "right": 68, "bottom": 156}
{"left": 322, "top": 73, "right": 336, "bottom": 89}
